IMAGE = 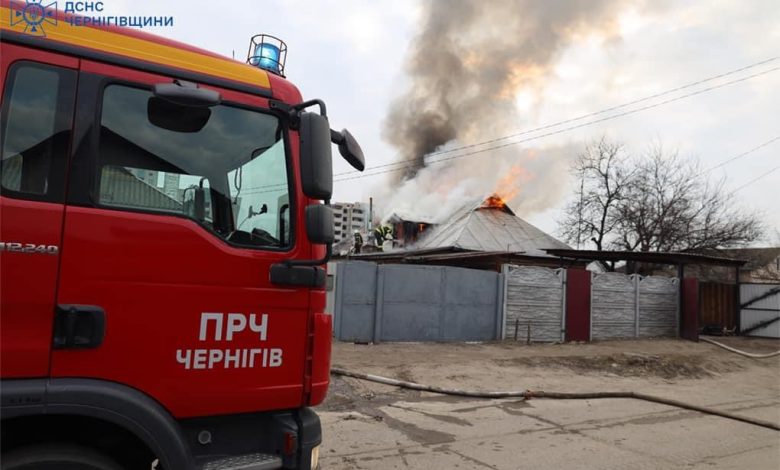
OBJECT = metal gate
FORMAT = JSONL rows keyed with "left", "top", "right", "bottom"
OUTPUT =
{"left": 333, "top": 262, "right": 503, "bottom": 342}
{"left": 502, "top": 266, "right": 565, "bottom": 342}
{"left": 700, "top": 282, "right": 736, "bottom": 330}
{"left": 740, "top": 284, "right": 780, "bottom": 338}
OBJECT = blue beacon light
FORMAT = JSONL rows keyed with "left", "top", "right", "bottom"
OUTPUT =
{"left": 247, "top": 34, "right": 287, "bottom": 76}
{"left": 255, "top": 43, "right": 280, "bottom": 72}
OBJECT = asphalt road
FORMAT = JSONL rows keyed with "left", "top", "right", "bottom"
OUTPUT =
{"left": 317, "top": 339, "right": 780, "bottom": 469}
{"left": 319, "top": 393, "right": 779, "bottom": 469}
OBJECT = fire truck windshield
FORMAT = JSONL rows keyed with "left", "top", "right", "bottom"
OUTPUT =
{"left": 97, "top": 84, "right": 292, "bottom": 250}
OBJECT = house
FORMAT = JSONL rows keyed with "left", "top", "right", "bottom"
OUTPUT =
{"left": 719, "top": 248, "right": 780, "bottom": 283}
{"left": 339, "top": 195, "right": 583, "bottom": 271}
{"left": 614, "top": 247, "right": 780, "bottom": 284}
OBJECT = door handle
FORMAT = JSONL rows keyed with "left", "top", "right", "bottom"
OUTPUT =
{"left": 53, "top": 304, "right": 105, "bottom": 349}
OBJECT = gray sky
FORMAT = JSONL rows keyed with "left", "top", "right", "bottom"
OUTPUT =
{"left": 112, "top": 0, "right": 779, "bottom": 244}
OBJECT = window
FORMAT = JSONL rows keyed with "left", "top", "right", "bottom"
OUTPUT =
{"left": 97, "top": 84, "right": 291, "bottom": 249}
{"left": 1, "top": 62, "right": 76, "bottom": 199}
{"left": 99, "top": 166, "right": 213, "bottom": 221}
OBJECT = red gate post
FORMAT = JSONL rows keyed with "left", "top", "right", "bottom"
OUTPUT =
{"left": 566, "top": 268, "right": 591, "bottom": 342}
{"left": 681, "top": 277, "right": 700, "bottom": 341}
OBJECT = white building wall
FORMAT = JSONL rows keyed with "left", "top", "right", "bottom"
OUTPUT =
{"left": 332, "top": 201, "right": 370, "bottom": 244}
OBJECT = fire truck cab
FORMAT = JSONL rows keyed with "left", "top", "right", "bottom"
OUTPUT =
{"left": 0, "top": 1, "right": 363, "bottom": 469}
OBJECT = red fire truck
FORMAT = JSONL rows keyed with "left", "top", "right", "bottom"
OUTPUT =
{"left": 0, "top": 1, "right": 364, "bottom": 468}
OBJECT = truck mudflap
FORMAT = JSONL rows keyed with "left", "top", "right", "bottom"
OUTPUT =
{"left": 308, "top": 313, "right": 332, "bottom": 407}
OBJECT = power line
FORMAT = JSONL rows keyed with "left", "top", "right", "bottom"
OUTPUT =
{"left": 731, "top": 165, "right": 780, "bottom": 194}
{"left": 704, "top": 136, "right": 780, "bottom": 174}
{"left": 334, "top": 56, "right": 779, "bottom": 177}
{"left": 327, "top": 66, "right": 779, "bottom": 184}
{"left": 239, "top": 62, "right": 779, "bottom": 194}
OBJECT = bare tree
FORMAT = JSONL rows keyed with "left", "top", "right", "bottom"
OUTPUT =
{"left": 558, "top": 138, "right": 631, "bottom": 253}
{"left": 559, "top": 139, "right": 763, "bottom": 258}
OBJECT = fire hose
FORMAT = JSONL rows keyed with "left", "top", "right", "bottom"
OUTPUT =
{"left": 330, "top": 367, "right": 780, "bottom": 432}
{"left": 699, "top": 336, "right": 780, "bottom": 359}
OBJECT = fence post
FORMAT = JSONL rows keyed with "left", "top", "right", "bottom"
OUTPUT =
{"left": 681, "top": 277, "right": 699, "bottom": 341}
{"left": 334, "top": 262, "right": 344, "bottom": 340}
{"left": 634, "top": 275, "right": 640, "bottom": 338}
{"left": 495, "top": 270, "right": 505, "bottom": 340}
{"left": 589, "top": 272, "right": 594, "bottom": 341}
{"left": 500, "top": 264, "right": 511, "bottom": 339}
{"left": 564, "top": 268, "right": 591, "bottom": 342}
{"left": 373, "top": 265, "right": 385, "bottom": 344}
{"left": 675, "top": 278, "right": 681, "bottom": 338}
{"left": 438, "top": 266, "right": 447, "bottom": 340}
{"left": 735, "top": 266, "right": 742, "bottom": 334}
{"left": 560, "top": 269, "right": 567, "bottom": 342}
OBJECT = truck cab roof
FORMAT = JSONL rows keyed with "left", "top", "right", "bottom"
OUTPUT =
{"left": 0, "top": 0, "right": 301, "bottom": 102}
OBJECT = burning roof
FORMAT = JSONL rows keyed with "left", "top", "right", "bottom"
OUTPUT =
{"left": 411, "top": 194, "right": 570, "bottom": 256}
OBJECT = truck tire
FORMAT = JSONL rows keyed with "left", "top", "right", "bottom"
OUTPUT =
{"left": 1, "top": 444, "right": 123, "bottom": 470}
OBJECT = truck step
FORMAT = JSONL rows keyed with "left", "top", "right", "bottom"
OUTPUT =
{"left": 202, "top": 453, "right": 283, "bottom": 470}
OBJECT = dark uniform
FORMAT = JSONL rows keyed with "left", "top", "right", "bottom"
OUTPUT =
{"left": 353, "top": 231, "right": 363, "bottom": 254}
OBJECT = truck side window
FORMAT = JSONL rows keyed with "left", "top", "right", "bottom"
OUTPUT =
{"left": 96, "top": 84, "right": 292, "bottom": 250}
{"left": 98, "top": 166, "right": 214, "bottom": 222}
{"left": 0, "top": 62, "right": 76, "bottom": 200}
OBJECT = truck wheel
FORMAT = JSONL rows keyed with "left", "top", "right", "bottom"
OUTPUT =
{"left": 1, "top": 444, "right": 123, "bottom": 470}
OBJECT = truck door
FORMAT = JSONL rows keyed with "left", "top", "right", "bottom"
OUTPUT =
{"left": 0, "top": 45, "right": 77, "bottom": 378}
{"left": 51, "top": 59, "right": 310, "bottom": 418}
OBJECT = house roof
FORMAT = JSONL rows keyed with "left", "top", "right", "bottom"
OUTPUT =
{"left": 411, "top": 196, "right": 571, "bottom": 256}
{"left": 544, "top": 249, "right": 747, "bottom": 267}
{"left": 714, "top": 247, "right": 780, "bottom": 270}
{"left": 384, "top": 210, "right": 438, "bottom": 225}
{"left": 342, "top": 248, "right": 586, "bottom": 270}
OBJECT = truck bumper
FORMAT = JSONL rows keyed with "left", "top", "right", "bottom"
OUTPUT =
{"left": 180, "top": 407, "right": 322, "bottom": 470}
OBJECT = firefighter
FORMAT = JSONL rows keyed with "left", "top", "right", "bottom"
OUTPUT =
{"left": 373, "top": 225, "right": 393, "bottom": 251}
{"left": 353, "top": 230, "right": 363, "bottom": 254}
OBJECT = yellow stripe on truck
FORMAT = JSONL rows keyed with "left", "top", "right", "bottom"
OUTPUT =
{"left": 0, "top": 7, "right": 271, "bottom": 89}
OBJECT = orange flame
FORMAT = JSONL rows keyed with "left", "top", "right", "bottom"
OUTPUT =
{"left": 496, "top": 165, "right": 525, "bottom": 200}
{"left": 483, "top": 195, "right": 508, "bottom": 209}
{"left": 482, "top": 165, "right": 529, "bottom": 209}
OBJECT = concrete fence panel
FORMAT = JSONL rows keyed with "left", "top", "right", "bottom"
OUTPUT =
{"left": 504, "top": 266, "right": 564, "bottom": 342}
{"left": 592, "top": 272, "right": 680, "bottom": 340}
{"left": 638, "top": 276, "right": 679, "bottom": 337}
{"left": 591, "top": 272, "right": 637, "bottom": 340}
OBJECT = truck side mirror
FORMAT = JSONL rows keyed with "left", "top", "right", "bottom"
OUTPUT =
{"left": 305, "top": 204, "right": 334, "bottom": 244}
{"left": 183, "top": 185, "right": 206, "bottom": 221}
{"left": 299, "top": 112, "right": 333, "bottom": 200}
{"left": 331, "top": 129, "right": 365, "bottom": 171}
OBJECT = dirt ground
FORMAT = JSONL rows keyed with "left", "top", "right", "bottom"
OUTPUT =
{"left": 316, "top": 337, "right": 780, "bottom": 469}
